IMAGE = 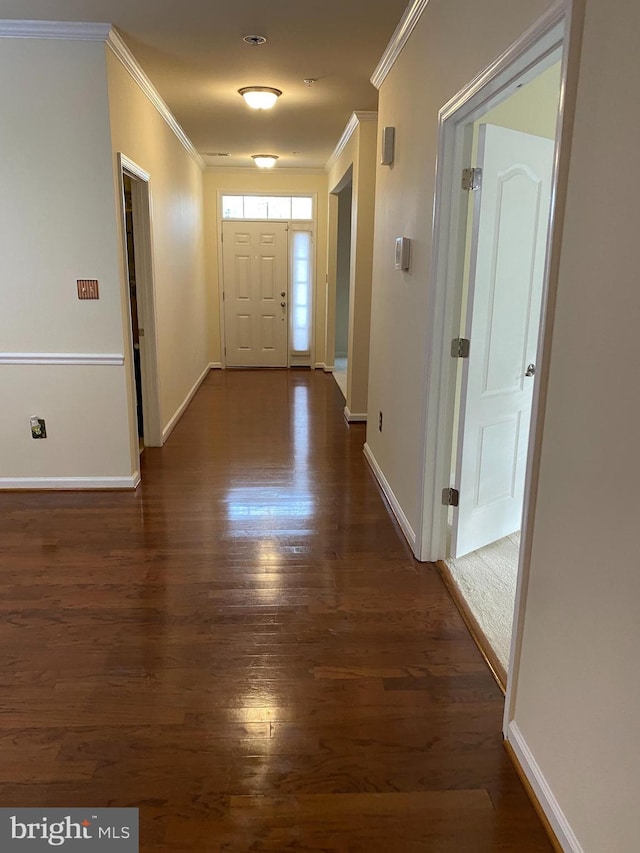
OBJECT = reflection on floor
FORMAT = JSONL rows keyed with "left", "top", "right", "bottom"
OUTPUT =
{"left": 445, "top": 531, "right": 520, "bottom": 676}
{"left": 333, "top": 356, "right": 347, "bottom": 398}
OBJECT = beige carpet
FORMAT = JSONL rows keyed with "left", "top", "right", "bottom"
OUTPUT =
{"left": 445, "top": 531, "right": 520, "bottom": 674}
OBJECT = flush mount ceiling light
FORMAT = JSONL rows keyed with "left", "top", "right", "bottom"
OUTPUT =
{"left": 238, "top": 86, "right": 282, "bottom": 110}
{"left": 251, "top": 154, "right": 279, "bottom": 169}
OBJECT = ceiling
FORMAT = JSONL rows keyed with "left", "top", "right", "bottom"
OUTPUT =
{"left": 0, "top": 0, "right": 410, "bottom": 169}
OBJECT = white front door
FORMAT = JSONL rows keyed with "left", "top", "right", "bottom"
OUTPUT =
{"left": 452, "top": 124, "right": 555, "bottom": 558}
{"left": 222, "top": 221, "right": 289, "bottom": 367}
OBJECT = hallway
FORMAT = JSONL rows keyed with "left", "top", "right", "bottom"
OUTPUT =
{"left": 0, "top": 370, "right": 551, "bottom": 851}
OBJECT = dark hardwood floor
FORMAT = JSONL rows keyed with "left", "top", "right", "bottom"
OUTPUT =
{"left": 0, "top": 369, "right": 552, "bottom": 851}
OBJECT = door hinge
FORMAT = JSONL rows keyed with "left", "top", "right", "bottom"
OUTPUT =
{"left": 451, "top": 337, "right": 470, "bottom": 358}
{"left": 442, "top": 487, "right": 460, "bottom": 507}
{"left": 462, "top": 167, "right": 482, "bottom": 191}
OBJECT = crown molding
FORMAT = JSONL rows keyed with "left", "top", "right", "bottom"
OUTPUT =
{"left": 106, "top": 28, "right": 205, "bottom": 170}
{"left": 325, "top": 111, "right": 378, "bottom": 173}
{"left": 371, "top": 0, "right": 431, "bottom": 89}
{"left": 0, "top": 20, "right": 111, "bottom": 40}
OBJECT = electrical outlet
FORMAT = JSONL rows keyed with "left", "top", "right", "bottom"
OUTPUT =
{"left": 379, "top": 411, "right": 383, "bottom": 432}
{"left": 30, "top": 417, "right": 47, "bottom": 439}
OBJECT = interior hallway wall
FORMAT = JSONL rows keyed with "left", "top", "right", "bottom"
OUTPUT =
{"left": 107, "top": 48, "right": 209, "bottom": 444}
{"left": 510, "top": 0, "right": 640, "bottom": 849}
{"left": 203, "top": 169, "right": 328, "bottom": 366}
{"left": 0, "top": 36, "right": 132, "bottom": 484}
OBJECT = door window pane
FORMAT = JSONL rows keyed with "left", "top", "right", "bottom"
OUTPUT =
{"left": 291, "top": 197, "right": 313, "bottom": 220}
{"left": 291, "top": 231, "right": 312, "bottom": 353}
{"left": 243, "top": 196, "right": 269, "bottom": 219}
{"left": 265, "top": 197, "right": 292, "bottom": 219}
{"left": 221, "top": 195, "right": 313, "bottom": 220}
{"left": 222, "top": 195, "right": 244, "bottom": 218}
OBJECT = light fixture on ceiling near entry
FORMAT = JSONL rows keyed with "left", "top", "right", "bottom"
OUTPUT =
{"left": 238, "top": 86, "right": 282, "bottom": 110}
{"left": 252, "top": 154, "right": 279, "bottom": 169}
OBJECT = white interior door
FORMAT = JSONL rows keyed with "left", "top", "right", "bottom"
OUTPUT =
{"left": 223, "top": 221, "right": 288, "bottom": 367}
{"left": 452, "top": 124, "right": 555, "bottom": 558}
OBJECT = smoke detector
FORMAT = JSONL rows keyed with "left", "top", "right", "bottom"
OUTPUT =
{"left": 242, "top": 35, "right": 267, "bottom": 46}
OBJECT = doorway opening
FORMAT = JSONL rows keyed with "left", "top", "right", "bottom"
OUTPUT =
{"left": 333, "top": 180, "right": 353, "bottom": 399}
{"left": 123, "top": 175, "right": 144, "bottom": 448}
{"left": 445, "top": 60, "right": 563, "bottom": 685}
{"left": 118, "top": 154, "right": 162, "bottom": 457}
{"left": 415, "top": 7, "right": 570, "bottom": 692}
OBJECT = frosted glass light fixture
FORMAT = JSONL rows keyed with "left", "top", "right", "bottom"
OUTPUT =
{"left": 252, "top": 154, "right": 279, "bottom": 169}
{"left": 238, "top": 86, "right": 282, "bottom": 110}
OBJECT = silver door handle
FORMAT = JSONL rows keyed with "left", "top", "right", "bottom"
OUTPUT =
{"left": 280, "top": 301, "right": 286, "bottom": 307}
{"left": 525, "top": 363, "right": 536, "bottom": 377}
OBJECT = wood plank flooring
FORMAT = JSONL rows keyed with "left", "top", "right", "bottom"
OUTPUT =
{"left": 0, "top": 369, "right": 552, "bottom": 851}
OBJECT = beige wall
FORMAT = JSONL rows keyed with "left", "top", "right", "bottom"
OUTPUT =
{"left": 327, "top": 118, "right": 378, "bottom": 416}
{"left": 107, "top": 50, "right": 209, "bottom": 440}
{"left": 511, "top": 0, "right": 640, "bottom": 849}
{"left": 203, "top": 169, "right": 328, "bottom": 365}
{"left": 0, "top": 38, "right": 132, "bottom": 483}
{"left": 481, "top": 60, "right": 562, "bottom": 139}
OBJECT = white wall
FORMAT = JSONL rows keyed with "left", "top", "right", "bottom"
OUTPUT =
{"left": 0, "top": 37, "right": 132, "bottom": 484}
{"left": 510, "top": 0, "right": 640, "bottom": 849}
{"left": 106, "top": 49, "right": 209, "bottom": 440}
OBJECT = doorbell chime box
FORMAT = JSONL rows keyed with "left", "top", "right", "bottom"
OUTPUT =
{"left": 395, "top": 237, "right": 410, "bottom": 271}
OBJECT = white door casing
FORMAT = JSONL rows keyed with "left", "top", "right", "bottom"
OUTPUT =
{"left": 452, "top": 124, "right": 555, "bottom": 558}
{"left": 222, "top": 221, "right": 289, "bottom": 367}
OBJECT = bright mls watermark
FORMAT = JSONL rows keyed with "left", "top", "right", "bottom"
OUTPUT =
{"left": 1, "top": 809, "right": 138, "bottom": 850}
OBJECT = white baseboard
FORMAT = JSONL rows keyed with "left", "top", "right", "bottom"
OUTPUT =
{"left": 162, "top": 364, "right": 210, "bottom": 442}
{"left": 507, "top": 722, "right": 583, "bottom": 853}
{"left": 363, "top": 442, "right": 416, "bottom": 548}
{"left": 315, "top": 362, "right": 335, "bottom": 372}
{"left": 344, "top": 407, "right": 367, "bottom": 423}
{"left": 0, "top": 473, "right": 140, "bottom": 490}
{"left": 209, "top": 362, "right": 222, "bottom": 369}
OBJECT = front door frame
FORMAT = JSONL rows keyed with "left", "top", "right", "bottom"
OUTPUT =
{"left": 216, "top": 192, "right": 318, "bottom": 368}
{"left": 412, "top": 0, "right": 576, "bottom": 705}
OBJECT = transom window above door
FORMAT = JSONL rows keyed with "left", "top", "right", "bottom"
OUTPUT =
{"left": 222, "top": 195, "right": 313, "bottom": 220}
